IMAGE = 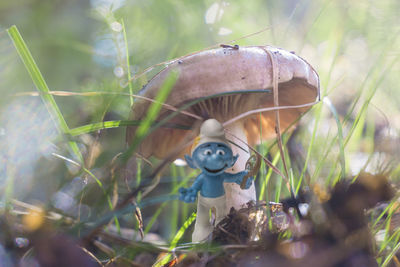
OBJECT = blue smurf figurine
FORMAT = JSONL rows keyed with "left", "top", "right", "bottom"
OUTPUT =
{"left": 179, "top": 119, "right": 253, "bottom": 242}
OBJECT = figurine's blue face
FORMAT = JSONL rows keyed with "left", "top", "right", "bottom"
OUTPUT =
{"left": 185, "top": 142, "right": 238, "bottom": 176}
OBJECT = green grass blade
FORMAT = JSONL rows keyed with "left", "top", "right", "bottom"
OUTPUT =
{"left": 372, "top": 201, "right": 396, "bottom": 231}
{"left": 378, "top": 229, "right": 400, "bottom": 254}
{"left": 121, "top": 18, "right": 134, "bottom": 105}
{"left": 170, "top": 211, "right": 197, "bottom": 247}
{"left": 323, "top": 98, "right": 345, "bottom": 180}
{"left": 68, "top": 120, "right": 190, "bottom": 136}
{"left": 121, "top": 70, "right": 178, "bottom": 162}
{"left": 70, "top": 120, "right": 140, "bottom": 136}
{"left": 170, "top": 164, "right": 179, "bottom": 239}
{"left": 155, "top": 212, "right": 196, "bottom": 267}
{"left": 144, "top": 169, "right": 198, "bottom": 234}
{"left": 135, "top": 71, "right": 179, "bottom": 138}
{"left": 51, "top": 153, "right": 120, "bottom": 228}
{"left": 344, "top": 57, "right": 398, "bottom": 148}
{"left": 274, "top": 171, "right": 282, "bottom": 202}
{"left": 315, "top": 56, "right": 398, "bottom": 185}
{"left": 7, "top": 25, "right": 83, "bottom": 162}
{"left": 381, "top": 240, "right": 400, "bottom": 267}
{"left": 298, "top": 102, "right": 322, "bottom": 188}
{"left": 259, "top": 153, "right": 280, "bottom": 201}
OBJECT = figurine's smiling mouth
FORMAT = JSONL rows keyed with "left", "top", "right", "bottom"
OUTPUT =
{"left": 204, "top": 165, "right": 227, "bottom": 173}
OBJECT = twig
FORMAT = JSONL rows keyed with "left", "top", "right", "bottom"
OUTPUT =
{"left": 263, "top": 48, "right": 294, "bottom": 198}
{"left": 135, "top": 153, "right": 154, "bottom": 167}
{"left": 223, "top": 101, "right": 319, "bottom": 127}
{"left": 134, "top": 204, "right": 144, "bottom": 240}
{"left": 217, "top": 225, "right": 242, "bottom": 244}
{"left": 79, "top": 246, "right": 104, "bottom": 266}
{"left": 93, "top": 240, "right": 115, "bottom": 257}
{"left": 265, "top": 50, "right": 289, "bottom": 177}
{"left": 393, "top": 255, "right": 400, "bottom": 267}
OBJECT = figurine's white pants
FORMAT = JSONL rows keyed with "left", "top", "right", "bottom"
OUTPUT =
{"left": 192, "top": 194, "right": 227, "bottom": 242}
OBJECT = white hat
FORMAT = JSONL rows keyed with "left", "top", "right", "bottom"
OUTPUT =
{"left": 191, "top": 119, "right": 231, "bottom": 154}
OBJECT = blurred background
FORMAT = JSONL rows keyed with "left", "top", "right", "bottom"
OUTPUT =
{"left": 0, "top": 0, "right": 399, "bottom": 264}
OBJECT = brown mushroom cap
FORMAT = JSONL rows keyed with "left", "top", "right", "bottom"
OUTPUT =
{"left": 127, "top": 46, "right": 320, "bottom": 158}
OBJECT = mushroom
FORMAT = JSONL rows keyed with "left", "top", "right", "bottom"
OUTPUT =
{"left": 126, "top": 45, "right": 320, "bottom": 211}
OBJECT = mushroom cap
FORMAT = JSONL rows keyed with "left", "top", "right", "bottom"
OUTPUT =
{"left": 127, "top": 46, "right": 320, "bottom": 158}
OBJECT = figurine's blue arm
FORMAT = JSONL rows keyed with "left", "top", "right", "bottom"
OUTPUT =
{"left": 179, "top": 174, "right": 204, "bottom": 203}
{"left": 223, "top": 171, "right": 253, "bottom": 189}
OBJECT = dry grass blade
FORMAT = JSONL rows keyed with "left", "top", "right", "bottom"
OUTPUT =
{"left": 265, "top": 48, "right": 294, "bottom": 197}
{"left": 223, "top": 101, "right": 319, "bottom": 126}
{"left": 79, "top": 246, "right": 104, "bottom": 266}
{"left": 264, "top": 49, "right": 290, "bottom": 179}
{"left": 393, "top": 255, "right": 400, "bottom": 267}
{"left": 93, "top": 240, "right": 115, "bottom": 257}
{"left": 135, "top": 204, "right": 144, "bottom": 240}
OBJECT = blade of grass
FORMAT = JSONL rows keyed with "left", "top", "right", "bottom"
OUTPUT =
{"left": 381, "top": 214, "right": 394, "bottom": 253}
{"left": 121, "top": 18, "right": 134, "bottom": 105}
{"left": 341, "top": 32, "right": 397, "bottom": 127}
{"left": 323, "top": 98, "right": 345, "bottom": 181}
{"left": 7, "top": 25, "right": 83, "bottom": 162}
{"left": 372, "top": 200, "right": 397, "bottom": 232}
{"left": 344, "top": 56, "right": 398, "bottom": 148}
{"left": 298, "top": 0, "right": 334, "bottom": 52}
{"left": 170, "top": 212, "right": 196, "bottom": 248}
{"left": 178, "top": 166, "right": 189, "bottom": 225}
{"left": 274, "top": 167, "right": 282, "bottom": 202}
{"left": 4, "top": 162, "right": 16, "bottom": 205}
{"left": 69, "top": 120, "right": 191, "bottom": 136}
{"left": 312, "top": 55, "right": 398, "bottom": 185}
{"left": 259, "top": 153, "right": 280, "bottom": 201}
{"left": 79, "top": 193, "right": 181, "bottom": 238}
{"left": 264, "top": 48, "right": 292, "bottom": 197}
{"left": 154, "top": 212, "right": 196, "bottom": 267}
{"left": 381, "top": 241, "right": 400, "bottom": 267}
{"left": 297, "top": 101, "right": 323, "bottom": 189}
{"left": 51, "top": 153, "right": 120, "bottom": 230}
{"left": 170, "top": 164, "right": 179, "bottom": 239}
{"left": 378, "top": 228, "right": 400, "bottom": 255}
{"left": 144, "top": 169, "right": 198, "bottom": 234}
{"left": 323, "top": 56, "right": 398, "bottom": 185}
{"left": 121, "top": 70, "right": 178, "bottom": 162}
{"left": 134, "top": 71, "right": 178, "bottom": 138}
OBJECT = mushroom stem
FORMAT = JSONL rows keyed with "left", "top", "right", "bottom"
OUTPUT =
{"left": 224, "top": 122, "right": 256, "bottom": 212}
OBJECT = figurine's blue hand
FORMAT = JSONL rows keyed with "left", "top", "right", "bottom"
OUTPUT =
{"left": 243, "top": 176, "right": 253, "bottom": 189}
{"left": 178, "top": 187, "right": 197, "bottom": 203}
{"left": 234, "top": 170, "right": 253, "bottom": 189}
{"left": 233, "top": 170, "right": 248, "bottom": 184}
